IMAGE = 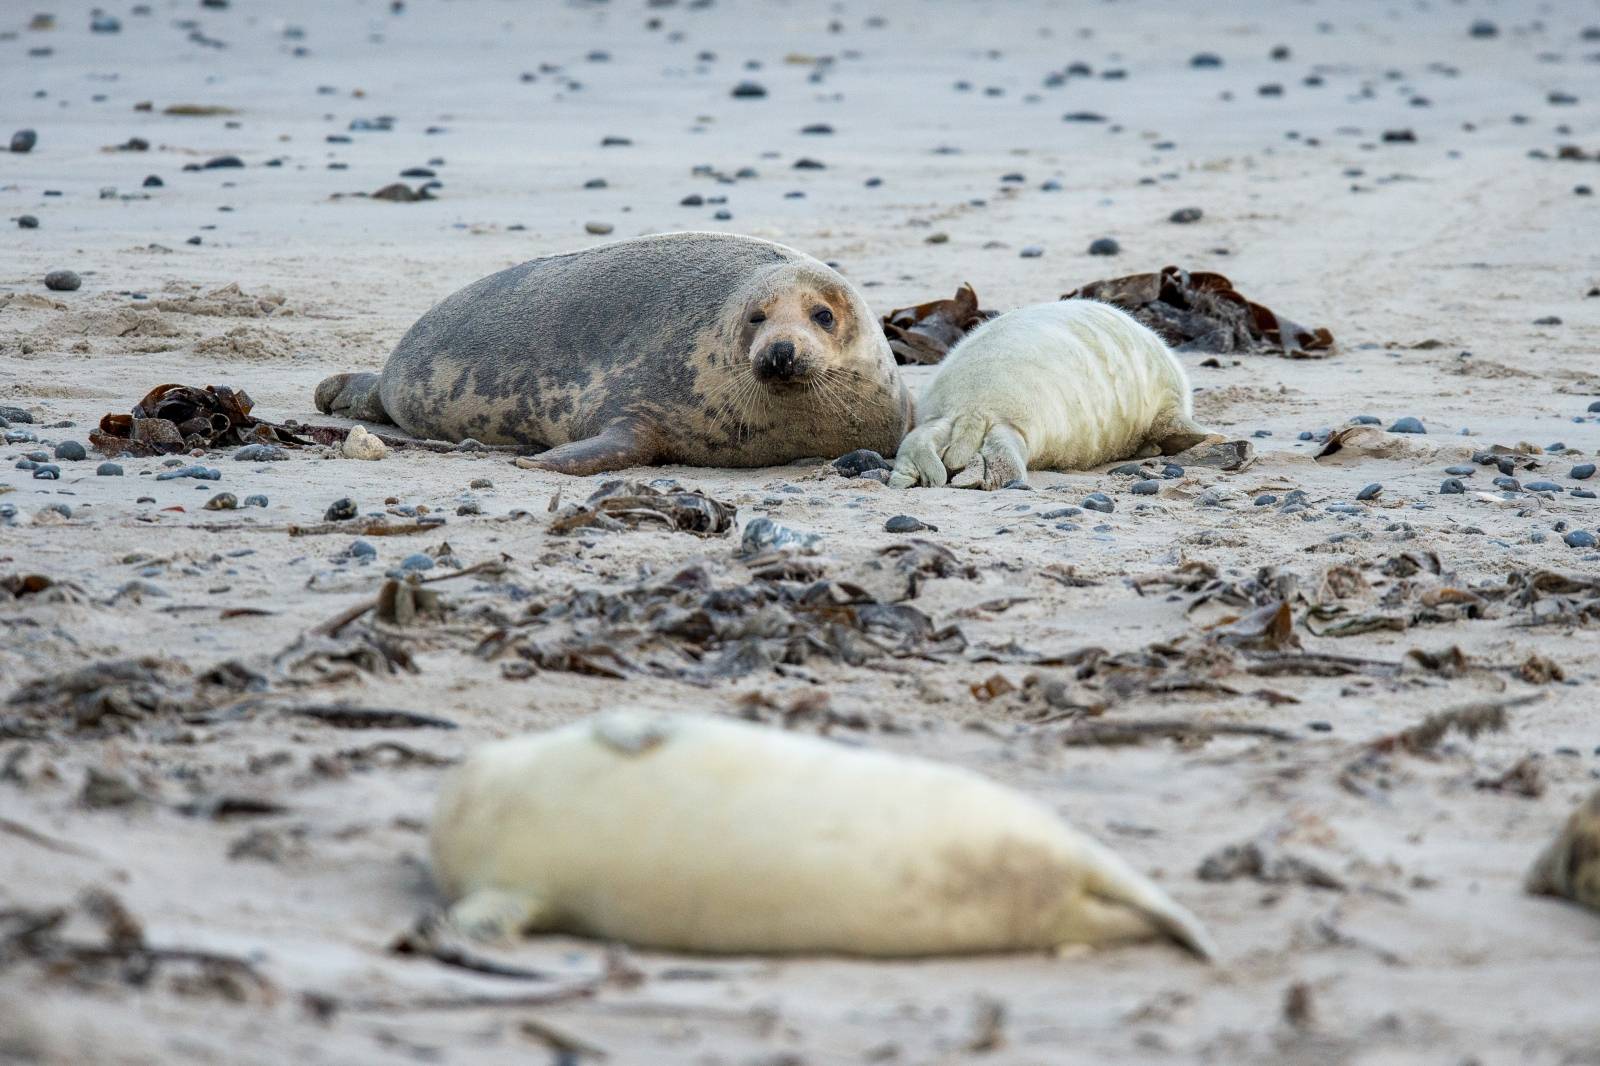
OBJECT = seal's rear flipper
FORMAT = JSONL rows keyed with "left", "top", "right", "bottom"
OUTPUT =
{"left": 1149, "top": 412, "right": 1217, "bottom": 456}
{"left": 515, "top": 420, "right": 658, "bottom": 476}
{"left": 1078, "top": 838, "right": 1219, "bottom": 962}
{"left": 314, "top": 372, "right": 391, "bottom": 424}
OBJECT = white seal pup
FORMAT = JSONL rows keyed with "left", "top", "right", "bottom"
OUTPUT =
{"left": 429, "top": 710, "right": 1217, "bottom": 960}
{"left": 314, "top": 232, "right": 911, "bottom": 474}
{"left": 889, "top": 300, "right": 1214, "bottom": 489}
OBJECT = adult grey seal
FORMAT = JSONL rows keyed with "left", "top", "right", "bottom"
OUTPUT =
{"left": 314, "top": 232, "right": 912, "bottom": 474}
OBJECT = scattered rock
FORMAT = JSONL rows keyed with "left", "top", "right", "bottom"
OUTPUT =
{"left": 1356, "top": 483, "right": 1382, "bottom": 501}
{"left": 833, "top": 449, "right": 891, "bottom": 478}
{"left": 1389, "top": 416, "right": 1426, "bottom": 434}
{"left": 585, "top": 221, "right": 614, "bottom": 235}
{"left": 731, "top": 81, "right": 767, "bottom": 98}
{"left": 1082, "top": 492, "right": 1114, "bottom": 513}
{"left": 44, "top": 270, "right": 81, "bottom": 292}
{"left": 1087, "top": 237, "right": 1120, "bottom": 256}
{"left": 885, "top": 515, "right": 934, "bottom": 533}
{"left": 204, "top": 492, "right": 238, "bottom": 511}
{"left": 53, "top": 441, "right": 87, "bottom": 461}
{"left": 1169, "top": 207, "right": 1203, "bottom": 224}
{"left": 11, "top": 129, "right": 38, "bottom": 153}
{"left": 325, "top": 498, "right": 358, "bottom": 521}
{"left": 234, "top": 444, "right": 286, "bottom": 462}
{"left": 341, "top": 425, "right": 388, "bottom": 461}
{"left": 96, "top": 462, "right": 124, "bottom": 476}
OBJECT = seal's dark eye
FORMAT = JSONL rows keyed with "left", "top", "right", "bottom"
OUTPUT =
{"left": 749, "top": 311, "right": 766, "bottom": 324}
{"left": 812, "top": 307, "right": 835, "bottom": 329}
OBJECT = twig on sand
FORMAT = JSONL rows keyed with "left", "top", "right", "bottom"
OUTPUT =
{"left": 520, "top": 1017, "right": 610, "bottom": 1059}
{"left": 310, "top": 559, "right": 510, "bottom": 637}
{"left": 338, "top": 979, "right": 604, "bottom": 1013}
{"left": 1055, "top": 719, "right": 1298, "bottom": 746}
{"left": 279, "top": 705, "right": 457, "bottom": 730}
{"left": 0, "top": 816, "right": 100, "bottom": 859}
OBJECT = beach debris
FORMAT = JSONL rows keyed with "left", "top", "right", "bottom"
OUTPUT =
{"left": 549, "top": 480, "right": 735, "bottom": 536}
{"left": 740, "top": 516, "right": 822, "bottom": 555}
{"left": 1197, "top": 834, "right": 1347, "bottom": 890}
{"left": 1062, "top": 266, "right": 1334, "bottom": 358}
{"left": 91, "top": 383, "right": 316, "bottom": 457}
{"left": 2, "top": 657, "right": 260, "bottom": 739}
{"left": 280, "top": 704, "right": 457, "bottom": 730}
{"left": 880, "top": 283, "right": 997, "bottom": 365}
{"left": 1525, "top": 788, "right": 1600, "bottom": 913}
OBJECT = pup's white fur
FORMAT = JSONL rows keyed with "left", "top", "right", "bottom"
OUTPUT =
{"left": 429, "top": 710, "right": 1216, "bottom": 960}
{"left": 890, "top": 300, "right": 1213, "bottom": 489}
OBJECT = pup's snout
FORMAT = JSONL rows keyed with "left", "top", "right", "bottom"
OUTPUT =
{"left": 755, "top": 340, "right": 802, "bottom": 382}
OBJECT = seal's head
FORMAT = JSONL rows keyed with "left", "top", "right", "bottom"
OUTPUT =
{"left": 739, "top": 266, "right": 869, "bottom": 389}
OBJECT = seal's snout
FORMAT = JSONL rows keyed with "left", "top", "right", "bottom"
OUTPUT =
{"left": 754, "top": 339, "right": 806, "bottom": 383}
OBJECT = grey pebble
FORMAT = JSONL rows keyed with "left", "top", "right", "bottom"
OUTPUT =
{"left": 832, "top": 449, "right": 890, "bottom": 478}
{"left": 1525, "top": 481, "right": 1564, "bottom": 493}
{"left": 96, "top": 462, "right": 123, "bottom": 476}
{"left": 454, "top": 438, "right": 486, "bottom": 452}
{"left": 1356, "top": 483, "right": 1382, "bottom": 501}
{"left": 1109, "top": 463, "right": 1145, "bottom": 477}
{"left": 32, "top": 464, "right": 61, "bottom": 480}
{"left": 456, "top": 499, "right": 482, "bottom": 516}
{"left": 347, "top": 540, "right": 377, "bottom": 559}
{"left": 1161, "top": 464, "right": 1184, "bottom": 479}
{"left": 1494, "top": 477, "right": 1521, "bottom": 491}
{"left": 1087, "top": 237, "right": 1120, "bottom": 256}
{"left": 155, "top": 465, "right": 220, "bottom": 481}
{"left": 243, "top": 494, "right": 268, "bottom": 508}
{"left": 469, "top": 478, "right": 493, "bottom": 489}
{"left": 1254, "top": 494, "right": 1278, "bottom": 506}
{"left": 17, "top": 216, "right": 38, "bottom": 229}
{"left": 204, "top": 492, "right": 238, "bottom": 511}
{"left": 1444, "top": 465, "right": 1475, "bottom": 476}
{"left": 10, "top": 129, "right": 37, "bottom": 153}
{"left": 1564, "top": 530, "right": 1598, "bottom": 549}
{"left": 53, "top": 440, "right": 86, "bottom": 461}
{"left": 1439, "top": 478, "right": 1465, "bottom": 494}
{"left": 1389, "top": 416, "right": 1425, "bottom": 434}
{"left": 398, "top": 552, "right": 434, "bottom": 571}
{"left": 234, "top": 444, "right": 286, "bottom": 461}
{"left": 1572, "top": 463, "right": 1596, "bottom": 480}
{"left": 1042, "top": 507, "right": 1081, "bottom": 519}
{"left": 885, "top": 515, "right": 934, "bottom": 533}
{"left": 1351, "top": 415, "right": 1381, "bottom": 425}
{"left": 1169, "top": 207, "right": 1203, "bottom": 224}
{"left": 44, "top": 270, "right": 81, "bottom": 292}
{"left": 325, "top": 497, "right": 358, "bottom": 521}
{"left": 1131, "top": 479, "right": 1159, "bottom": 495}
{"left": 1019, "top": 245, "right": 1044, "bottom": 258}
{"left": 1082, "top": 492, "right": 1114, "bottom": 513}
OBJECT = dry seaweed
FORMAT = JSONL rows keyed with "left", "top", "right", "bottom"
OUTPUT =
{"left": 278, "top": 705, "right": 457, "bottom": 730}
{"left": 90, "top": 383, "right": 319, "bottom": 457}
{"left": 1062, "top": 266, "right": 1334, "bottom": 358}
{"left": 2, "top": 657, "right": 261, "bottom": 739}
{"left": 549, "top": 480, "right": 736, "bottom": 536}
{"left": 480, "top": 554, "right": 967, "bottom": 685}
{"left": 880, "top": 283, "right": 998, "bottom": 365}
{"left": 1055, "top": 718, "right": 1296, "bottom": 746}
{"left": 1197, "top": 837, "right": 1347, "bottom": 891}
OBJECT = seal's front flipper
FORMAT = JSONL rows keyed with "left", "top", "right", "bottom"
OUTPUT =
{"left": 313, "top": 372, "right": 391, "bottom": 424}
{"left": 444, "top": 888, "right": 549, "bottom": 943}
{"left": 888, "top": 420, "right": 953, "bottom": 488}
{"left": 516, "top": 420, "right": 657, "bottom": 476}
{"left": 949, "top": 423, "right": 1028, "bottom": 491}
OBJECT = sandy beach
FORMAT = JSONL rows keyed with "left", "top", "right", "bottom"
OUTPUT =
{"left": 4, "top": 0, "right": 1600, "bottom": 1062}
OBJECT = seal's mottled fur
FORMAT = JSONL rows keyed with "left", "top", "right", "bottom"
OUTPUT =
{"left": 315, "top": 232, "right": 911, "bottom": 473}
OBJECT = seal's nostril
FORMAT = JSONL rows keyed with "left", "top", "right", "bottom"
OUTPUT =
{"left": 770, "top": 341, "right": 796, "bottom": 360}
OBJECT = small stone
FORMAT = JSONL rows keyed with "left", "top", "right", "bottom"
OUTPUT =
{"left": 1589, "top": 401, "right": 1600, "bottom": 414}
{"left": 1525, "top": 481, "right": 1564, "bottom": 493}
{"left": 1469, "top": 19, "right": 1498, "bottom": 38}
{"left": 32, "top": 464, "right": 61, "bottom": 480}
{"left": 242, "top": 494, "right": 268, "bottom": 507}
{"left": 44, "top": 270, "right": 81, "bottom": 292}
{"left": 53, "top": 440, "right": 86, "bottom": 461}
{"left": 885, "top": 515, "right": 933, "bottom": 533}
{"left": 731, "top": 81, "right": 767, "bottom": 98}
{"left": 1019, "top": 245, "right": 1044, "bottom": 258}
{"left": 96, "top": 462, "right": 124, "bottom": 476}
{"left": 1563, "top": 530, "right": 1598, "bottom": 549}
{"left": 1082, "top": 492, "right": 1114, "bottom": 513}
{"left": 341, "top": 424, "right": 388, "bottom": 461}
{"left": 1254, "top": 494, "right": 1278, "bottom": 507}
{"left": 1109, "top": 463, "right": 1145, "bottom": 477}
{"left": 1169, "top": 207, "right": 1203, "bottom": 224}
{"left": 1357, "top": 483, "right": 1382, "bottom": 501}
{"left": 398, "top": 552, "right": 435, "bottom": 571}
{"left": 1087, "top": 237, "right": 1120, "bottom": 256}
{"left": 456, "top": 499, "right": 482, "bottom": 516}
{"left": 1190, "top": 53, "right": 1223, "bottom": 68}
{"left": 454, "top": 438, "right": 485, "bottom": 452}
{"left": 1439, "top": 478, "right": 1465, "bottom": 495}
{"left": 17, "top": 215, "right": 38, "bottom": 229}
{"left": 1572, "top": 463, "right": 1596, "bottom": 480}
{"left": 155, "top": 465, "right": 220, "bottom": 481}
{"left": 1160, "top": 463, "right": 1184, "bottom": 479}
{"left": 234, "top": 444, "right": 286, "bottom": 462}
{"left": 325, "top": 497, "right": 358, "bottom": 521}
{"left": 1444, "top": 465, "right": 1475, "bottom": 476}
{"left": 10, "top": 129, "right": 38, "bottom": 153}
{"left": 1493, "top": 477, "right": 1521, "bottom": 491}
{"left": 347, "top": 540, "right": 377, "bottom": 559}
{"left": 1351, "top": 414, "right": 1381, "bottom": 425}
{"left": 1389, "top": 416, "right": 1425, "bottom": 434}
{"left": 204, "top": 492, "right": 238, "bottom": 511}
{"left": 1131, "top": 479, "right": 1159, "bottom": 495}
{"left": 1534, "top": 315, "right": 1563, "bottom": 326}
{"left": 832, "top": 449, "right": 891, "bottom": 478}
{"left": 584, "top": 221, "right": 614, "bottom": 235}
{"left": 469, "top": 478, "right": 493, "bottom": 489}
{"left": 680, "top": 194, "right": 704, "bottom": 206}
